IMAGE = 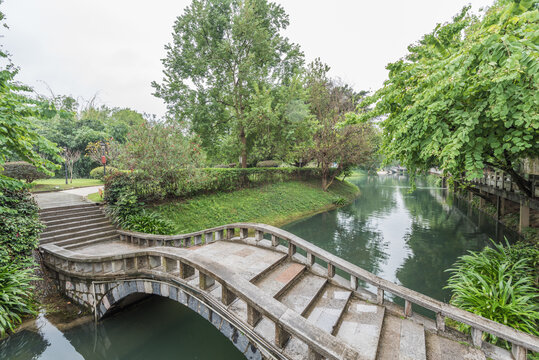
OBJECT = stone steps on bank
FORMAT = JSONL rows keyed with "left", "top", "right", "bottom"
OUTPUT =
{"left": 40, "top": 208, "right": 103, "bottom": 222}
{"left": 376, "top": 313, "right": 428, "bottom": 360}
{"left": 42, "top": 213, "right": 107, "bottom": 228}
{"left": 41, "top": 220, "right": 112, "bottom": 237}
{"left": 41, "top": 227, "right": 117, "bottom": 245}
{"left": 63, "top": 235, "right": 120, "bottom": 250}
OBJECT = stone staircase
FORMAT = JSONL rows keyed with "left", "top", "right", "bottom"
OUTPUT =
{"left": 218, "top": 253, "right": 494, "bottom": 360}
{"left": 39, "top": 203, "right": 119, "bottom": 250}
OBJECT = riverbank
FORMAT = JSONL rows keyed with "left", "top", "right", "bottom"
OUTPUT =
{"left": 148, "top": 179, "right": 360, "bottom": 233}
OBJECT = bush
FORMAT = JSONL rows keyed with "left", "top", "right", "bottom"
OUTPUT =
{"left": 0, "top": 189, "right": 43, "bottom": 267}
{"left": 0, "top": 264, "right": 38, "bottom": 336}
{"left": 2, "top": 162, "right": 48, "bottom": 183}
{"left": 256, "top": 160, "right": 281, "bottom": 168}
{"left": 121, "top": 212, "right": 175, "bottom": 235}
{"left": 90, "top": 166, "right": 119, "bottom": 180}
{"left": 445, "top": 241, "right": 539, "bottom": 346}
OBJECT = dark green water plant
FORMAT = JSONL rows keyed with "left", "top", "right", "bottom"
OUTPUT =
{"left": 445, "top": 241, "right": 539, "bottom": 346}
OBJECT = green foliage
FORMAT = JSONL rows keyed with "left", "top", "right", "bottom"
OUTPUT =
{"left": 445, "top": 241, "right": 539, "bottom": 346}
{"left": 353, "top": 0, "right": 539, "bottom": 196}
{"left": 2, "top": 162, "right": 48, "bottom": 183}
{"left": 256, "top": 160, "right": 281, "bottom": 167}
{"left": 116, "top": 121, "right": 203, "bottom": 178}
{"left": 152, "top": 0, "right": 305, "bottom": 167}
{"left": 104, "top": 167, "right": 337, "bottom": 203}
{"left": 89, "top": 166, "right": 119, "bottom": 180}
{"left": 0, "top": 264, "right": 38, "bottom": 336}
{"left": 0, "top": 189, "right": 43, "bottom": 267}
{"left": 332, "top": 196, "right": 347, "bottom": 206}
{"left": 149, "top": 179, "right": 359, "bottom": 233}
{"left": 121, "top": 212, "right": 175, "bottom": 235}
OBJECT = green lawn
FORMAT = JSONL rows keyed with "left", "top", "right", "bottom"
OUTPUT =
{"left": 87, "top": 191, "right": 104, "bottom": 202}
{"left": 148, "top": 179, "right": 359, "bottom": 234}
{"left": 30, "top": 178, "right": 103, "bottom": 193}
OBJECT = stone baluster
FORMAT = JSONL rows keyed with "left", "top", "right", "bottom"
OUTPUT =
{"left": 240, "top": 228, "right": 248, "bottom": 239}
{"left": 350, "top": 275, "right": 357, "bottom": 291}
{"left": 307, "top": 348, "right": 324, "bottom": 360}
{"left": 275, "top": 324, "right": 290, "bottom": 348}
{"left": 227, "top": 228, "right": 235, "bottom": 240}
{"left": 221, "top": 285, "right": 237, "bottom": 305}
{"left": 377, "top": 288, "right": 384, "bottom": 305}
{"left": 288, "top": 242, "right": 296, "bottom": 257}
{"left": 199, "top": 272, "right": 215, "bottom": 290}
{"left": 205, "top": 232, "right": 213, "bottom": 244}
{"left": 247, "top": 304, "right": 262, "bottom": 327}
{"left": 271, "top": 234, "right": 279, "bottom": 247}
{"left": 327, "top": 263, "right": 335, "bottom": 278}
{"left": 436, "top": 313, "right": 445, "bottom": 332}
{"left": 307, "top": 253, "right": 315, "bottom": 267}
{"left": 215, "top": 229, "right": 224, "bottom": 241}
{"left": 255, "top": 230, "right": 263, "bottom": 242}
{"left": 180, "top": 262, "right": 195, "bottom": 279}
{"left": 471, "top": 328, "right": 482, "bottom": 348}
{"left": 194, "top": 235, "right": 202, "bottom": 245}
{"left": 512, "top": 344, "right": 527, "bottom": 360}
{"left": 404, "top": 300, "right": 412, "bottom": 317}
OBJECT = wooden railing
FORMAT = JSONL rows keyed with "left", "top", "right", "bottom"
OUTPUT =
{"left": 116, "top": 223, "right": 539, "bottom": 357}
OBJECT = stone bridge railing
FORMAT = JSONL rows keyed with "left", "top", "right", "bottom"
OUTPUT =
{"left": 113, "top": 223, "right": 539, "bottom": 358}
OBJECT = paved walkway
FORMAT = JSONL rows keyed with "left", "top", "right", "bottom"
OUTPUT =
{"left": 34, "top": 186, "right": 103, "bottom": 209}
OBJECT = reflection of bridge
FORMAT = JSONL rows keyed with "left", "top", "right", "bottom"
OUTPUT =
{"left": 39, "top": 204, "right": 538, "bottom": 360}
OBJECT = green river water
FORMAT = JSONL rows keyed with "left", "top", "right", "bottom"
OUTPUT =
{"left": 0, "top": 175, "right": 518, "bottom": 360}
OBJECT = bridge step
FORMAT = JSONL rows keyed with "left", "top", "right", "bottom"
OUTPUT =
{"left": 253, "top": 261, "right": 306, "bottom": 298}
{"left": 42, "top": 228, "right": 117, "bottom": 246}
{"left": 41, "top": 220, "right": 112, "bottom": 237}
{"left": 277, "top": 273, "right": 327, "bottom": 315}
{"left": 425, "top": 331, "right": 487, "bottom": 360}
{"left": 377, "top": 314, "right": 428, "bottom": 360}
{"left": 304, "top": 284, "right": 352, "bottom": 334}
{"left": 335, "top": 298, "right": 385, "bottom": 360}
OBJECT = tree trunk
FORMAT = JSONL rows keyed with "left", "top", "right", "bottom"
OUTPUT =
{"left": 240, "top": 128, "right": 247, "bottom": 168}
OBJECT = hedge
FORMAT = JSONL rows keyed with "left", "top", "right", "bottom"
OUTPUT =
{"left": 104, "top": 167, "right": 338, "bottom": 204}
{"left": 256, "top": 160, "right": 281, "bottom": 168}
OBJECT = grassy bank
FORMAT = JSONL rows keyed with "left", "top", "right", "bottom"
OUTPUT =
{"left": 147, "top": 179, "right": 359, "bottom": 233}
{"left": 30, "top": 179, "right": 103, "bottom": 193}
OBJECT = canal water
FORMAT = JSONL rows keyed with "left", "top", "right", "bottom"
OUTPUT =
{"left": 0, "top": 175, "right": 518, "bottom": 359}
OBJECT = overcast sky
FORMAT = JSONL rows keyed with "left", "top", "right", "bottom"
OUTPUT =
{"left": 2, "top": 0, "right": 493, "bottom": 117}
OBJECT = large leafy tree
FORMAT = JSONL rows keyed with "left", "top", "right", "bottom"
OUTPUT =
{"left": 351, "top": 0, "right": 538, "bottom": 196}
{"left": 152, "top": 0, "right": 304, "bottom": 167}
{"left": 0, "top": 6, "right": 61, "bottom": 189}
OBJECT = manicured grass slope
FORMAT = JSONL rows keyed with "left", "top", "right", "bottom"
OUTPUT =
{"left": 149, "top": 180, "right": 359, "bottom": 233}
{"left": 30, "top": 179, "right": 103, "bottom": 192}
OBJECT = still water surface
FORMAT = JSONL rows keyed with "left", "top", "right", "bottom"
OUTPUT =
{"left": 0, "top": 175, "right": 517, "bottom": 360}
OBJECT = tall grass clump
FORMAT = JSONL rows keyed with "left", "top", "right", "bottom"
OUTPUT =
{"left": 445, "top": 241, "right": 538, "bottom": 347}
{"left": 0, "top": 264, "right": 38, "bottom": 336}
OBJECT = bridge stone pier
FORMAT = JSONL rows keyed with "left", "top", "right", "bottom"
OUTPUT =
{"left": 39, "top": 205, "right": 539, "bottom": 360}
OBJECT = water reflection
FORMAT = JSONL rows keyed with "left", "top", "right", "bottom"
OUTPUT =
{"left": 0, "top": 297, "right": 244, "bottom": 360}
{"left": 283, "top": 175, "right": 519, "bottom": 304}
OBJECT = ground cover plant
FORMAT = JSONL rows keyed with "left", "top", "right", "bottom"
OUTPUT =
{"left": 445, "top": 241, "right": 539, "bottom": 347}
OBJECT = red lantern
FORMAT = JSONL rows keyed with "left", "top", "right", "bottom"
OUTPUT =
{"left": 101, "top": 155, "right": 107, "bottom": 165}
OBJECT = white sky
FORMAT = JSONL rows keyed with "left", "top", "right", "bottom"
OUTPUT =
{"left": 2, "top": 0, "right": 493, "bottom": 117}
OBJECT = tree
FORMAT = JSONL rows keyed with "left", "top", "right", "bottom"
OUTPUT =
{"left": 152, "top": 0, "right": 304, "bottom": 167}
{"left": 0, "top": 6, "right": 61, "bottom": 190}
{"left": 305, "top": 60, "right": 376, "bottom": 190}
{"left": 85, "top": 140, "right": 121, "bottom": 168}
{"left": 64, "top": 149, "right": 81, "bottom": 183}
{"left": 116, "top": 121, "right": 204, "bottom": 178}
{"left": 350, "top": 0, "right": 539, "bottom": 196}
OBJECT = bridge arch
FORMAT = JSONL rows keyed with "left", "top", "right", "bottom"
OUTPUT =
{"left": 95, "top": 279, "right": 266, "bottom": 360}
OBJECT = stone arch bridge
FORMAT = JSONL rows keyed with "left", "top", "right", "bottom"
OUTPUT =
{"left": 38, "top": 203, "right": 539, "bottom": 360}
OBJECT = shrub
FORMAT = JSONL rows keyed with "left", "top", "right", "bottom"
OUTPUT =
{"left": 121, "top": 212, "right": 175, "bottom": 235}
{"left": 0, "top": 264, "right": 38, "bottom": 336}
{"left": 332, "top": 196, "right": 347, "bottom": 206}
{"left": 256, "top": 160, "right": 281, "bottom": 168}
{"left": 2, "top": 162, "right": 48, "bottom": 183}
{"left": 0, "top": 189, "right": 43, "bottom": 267}
{"left": 90, "top": 166, "right": 119, "bottom": 180}
{"left": 445, "top": 241, "right": 539, "bottom": 346}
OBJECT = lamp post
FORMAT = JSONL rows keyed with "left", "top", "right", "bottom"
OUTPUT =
{"left": 64, "top": 147, "right": 68, "bottom": 185}
{"left": 100, "top": 141, "right": 107, "bottom": 177}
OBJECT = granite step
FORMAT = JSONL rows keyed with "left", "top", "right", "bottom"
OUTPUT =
{"left": 39, "top": 203, "right": 98, "bottom": 214}
{"left": 40, "top": 225, "right": 116, "bottom": 243}
{"left": 277, "top": 273, "right": 327, "bottom": 315}
{"left": 41, "top": 220, "right": 111, "bottom": 237}
{"left": 42, "top": 228, "right": 117, "bottom": 246}
{"left": 425, "top": 331, "right": 488, "bottom": 360}
{"left": 304, "top": 284, "right": 352, "bottom": 334}
{"left": 399, "top": 318, "right": 427, "bottom": 360}
{"left": 43, "top": 214, "right": 109, "bottom": 230}
{"left": 40, "top": 208, "right": 103, "bottom": 221}
{"left": 63, "top": 235, "right": 120, "bottom": 250}
{"left": 335, "top": 298, "right": 385, "bottom": 360}
{"left": 253, "top": 261, "right": 306, "bottom": 298}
